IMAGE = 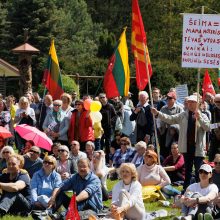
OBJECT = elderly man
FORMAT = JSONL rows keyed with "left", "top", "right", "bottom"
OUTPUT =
{"left": 130, "top": 91, "right": 154, "bottom": 142}
{"left": 23, "top": 146, "right": 43, "bottom": 178}
{"left": 209, "top": 94, "right": 220, "bottom": 161}
{"left": 69, "top": 140, "right": 87, "bottom": 163}
{"left": 50, "top": 158, "right": 103, "bottom": 218}
{"left": 151, "top": 95, "right": 210, "bottom": 191}
{"left": 158, "top": 91, "right": 183, "bottom": 158}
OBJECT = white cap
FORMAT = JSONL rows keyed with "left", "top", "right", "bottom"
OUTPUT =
{"left": 199, "top": 164, "right": 212, "bottom": 173}
{"left": 188, "top": 95, "right": 198, "bottom": 103}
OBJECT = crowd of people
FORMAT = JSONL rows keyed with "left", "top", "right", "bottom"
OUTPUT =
{"left": 0, "top": 88, "right": 219, "bottom": 220}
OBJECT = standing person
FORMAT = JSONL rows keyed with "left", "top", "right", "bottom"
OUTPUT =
{"left": 0, "top": 154, "right": 32, "bottom": 217}
{"left": 37, "top": 94, "right": 53, "bottom": 131}
{"left": 99, "top": 93, "right": 117, "bottom": 161}
{"left": 158, "top": 91, "right": 183, "bottom": 158}
{"left": 0, "top": 100, "right": 11, "bottom": 131}
{"left": 68, "top": 100, "right": 94, "bottom": 151}
{"left": 60, "top": 93, "right": 73, "bottom": 118}
{"left": 70, "top": 91, "right": 77, "bottom": 108}
{"left": 151, "top": 95, "right": 210, "bottom": 191}
{"left": 209, "top": 94, "right": 220, "bottom": 161}
{"left": 130, "top": 91, "right": 154, "bottom": 142}
{"left": 14, "top": 96, "right": 36, "bottom": 152}
{"left": 152, "top": 87, "right": 166, "bottom": 111}
{"left": 43, "top": 100, "right": 69, "bottom": 145}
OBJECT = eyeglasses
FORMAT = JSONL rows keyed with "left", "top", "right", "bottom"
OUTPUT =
{"left": 3, "top": 151, "right": 10, "bottom": 154}
{"left": 167, "top": 97, "right": 173, "bottom": 100}
{"left": 30, "top": 150, "right": 40, "bottom": 154}
{"left": 54, "top": 104, "right": 61, "bottom": 107}
{"left": 43, "top": 161, "right": 53, "bottom": 165}
{"left": 214, "top": 161, "right": 220, "bottom": 165}
{"left": 199, "top": 170, "right": 209, "bottom": 175}
{"left": 58, "top": 149, "right": 66, "bottom": 153}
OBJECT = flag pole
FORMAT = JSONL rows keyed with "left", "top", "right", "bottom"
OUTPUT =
{"left": 195, "top": 6, "right": 204, "bottom": 142}
{"left": 143, "top": 42, "right": 160, "bottom": 164}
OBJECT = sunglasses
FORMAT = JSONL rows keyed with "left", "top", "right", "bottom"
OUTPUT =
{"left": 3, "top": 151, "right": 10, "bottom": 154}
{"left": 30, "top": 150, "right": 40, "bottom": 154}
{"left": 199, "top": 170, "right": 209, "bottom": 175}
{"left": 54, "top": 104, "right": 61, "bottom": 107}
{"left": 99, "top": 97, "right": 106, "bottom": 99}
{"left": 167, "top": 97, "right": 173, "bottom": 100}
{"left": 43, "top": 161, "right": 53, "bottom": 165}
{"left": 120, "top": 143, "right": 127, "bottom": 146}
{"left": 58, "top": 149, "right": 66, "bottom": 153}
{"left": 214, "top": 161, "right": 220, "bottom": 165}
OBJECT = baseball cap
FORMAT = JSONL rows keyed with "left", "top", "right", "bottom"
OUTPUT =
{"left": 188, "top": 95, "right": 198, "bottom": 103}
{"left": 167, "top": 91, "right": 177, "bottom": 100}
{"left": 199, "top": 164, "right": 212, "bottom": 173}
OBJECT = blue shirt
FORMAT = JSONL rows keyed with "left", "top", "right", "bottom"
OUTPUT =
{"left": 31, "top": 168, "right": 62, "bottom": 204}
{"left": 113, "top": 148, "right": 136, "bottom": 168}
{"left": 24, "top": 156, "right": 43, "bottom": 178}
{"left": 60, "top": 171, "right": 103, "bottom": 212}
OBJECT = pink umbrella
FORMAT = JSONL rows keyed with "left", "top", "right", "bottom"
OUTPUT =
{"left": 14, "top": 124, "right": 53, "bottom": 151}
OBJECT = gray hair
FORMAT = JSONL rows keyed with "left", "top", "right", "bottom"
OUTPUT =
{"left": 86, "top": 141, "right": 95, "bottom": 150}
{"left": 0, "top": 146, "right": 14, "bottom": 158}
{"left": 138, "top": 91, "right": 149, "bottom": 99}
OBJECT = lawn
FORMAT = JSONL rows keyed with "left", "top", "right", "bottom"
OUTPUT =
{"left": 3, "top": 179, "right": 181, "bottom": 219}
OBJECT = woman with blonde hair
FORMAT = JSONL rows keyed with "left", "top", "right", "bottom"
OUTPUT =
{"left": 111, "top": 163, "right": 167, "bottom": 220}
{"left": 31, "top": 155, "right": 62, "bottom": 211}
{"left": 60, "top": 93, "right": 73, "bottom": 118}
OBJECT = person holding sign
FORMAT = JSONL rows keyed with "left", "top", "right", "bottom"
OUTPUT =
{"left": 151, "top": 95, "right": 210, "bottom": 192}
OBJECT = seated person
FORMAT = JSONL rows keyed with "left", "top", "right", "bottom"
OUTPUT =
{"left": 91, "top": 150, "right": 115, "bottom": 201}
{"left": 31, "top": 155, "right": 62, "bottom": 211}
{"left": 50, "top": 142, "right": 61, "bottom": 159}
{"left": 137, "top": 150, "right": 180, "bottom": 198}
{"left": 162, "top": 142, "right": 185, "bottom": 184}
{"left": 112, "top": 137, "right": 135, "bottom": 169}
{"left": 0, "top": 146, "right": 14, "bottom": 173}
{"left": 56, "top": 145, "right": 77, "bottom": 181}
{"left": 131, "top": 141, "right": 146, "bottom": 167}
{"left": 50, "top": 158, "right": 103, "bottom": 216}
{"left": 0, "top": 154, "right": 31, "bottom": 216}
{"left": 174, "top": 164, "right": 218, "bottom": 220}
{"left": 21, "top": 140, "right": 35, "bottom": 155}
{"left": 212, "top": 154, "right": 220, "bottom": 219}
{"left": 111, "top": 163, "right": 167, "bottom": 220}
{"left": 69, "top": 140, "right": 87, "bottom": 163}
{"left": 23, "top": 146, "right": 43, "bottom": 178}
{"left": 85, "top": 141, "right": 95, "bottom": 161}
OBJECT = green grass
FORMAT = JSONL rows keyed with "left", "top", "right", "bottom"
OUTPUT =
{"left": 3, "top": 179, "right": 181, "bottom": 219}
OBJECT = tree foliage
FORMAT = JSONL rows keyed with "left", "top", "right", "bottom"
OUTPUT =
{"left": 0, "top": 0, "right": 219, "bottom": 96}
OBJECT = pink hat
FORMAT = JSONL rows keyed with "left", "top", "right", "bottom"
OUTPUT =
{"left": 167, "top": 91, "right": 177, "bottom": 100}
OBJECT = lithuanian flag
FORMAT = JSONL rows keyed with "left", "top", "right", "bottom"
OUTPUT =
{"left": 44, "top": 40, "right": 64, "bottom": 100}
{"left": 103, "top": 28, "right": 130, "bottom": 98}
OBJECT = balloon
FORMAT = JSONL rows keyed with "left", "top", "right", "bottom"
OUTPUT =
{"left": 90, "top": 112, "right": 102, "bottom": 123}
{"left": 90, "top": 101, "right": 102, "bottom": 112}
{"left": 83, "top": 99, "right": 92, "bottom": 110}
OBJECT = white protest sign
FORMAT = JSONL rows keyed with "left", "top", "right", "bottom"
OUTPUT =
{"left": 182, "top": 14, "right": 220, "bottom": 68}
{"left": 175, "top": 84, "right": 188, "bottom": 104}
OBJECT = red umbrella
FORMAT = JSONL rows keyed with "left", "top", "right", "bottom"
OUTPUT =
{"left": 0, "top": 126, "right": 12, "bottom": 139}
{"left": 14, "top": 124, "right": 53, "bottom": 151}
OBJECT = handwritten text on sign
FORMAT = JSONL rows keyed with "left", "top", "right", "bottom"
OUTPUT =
{"left": 182, "top": 14, "right": 220, "bottom": 68}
